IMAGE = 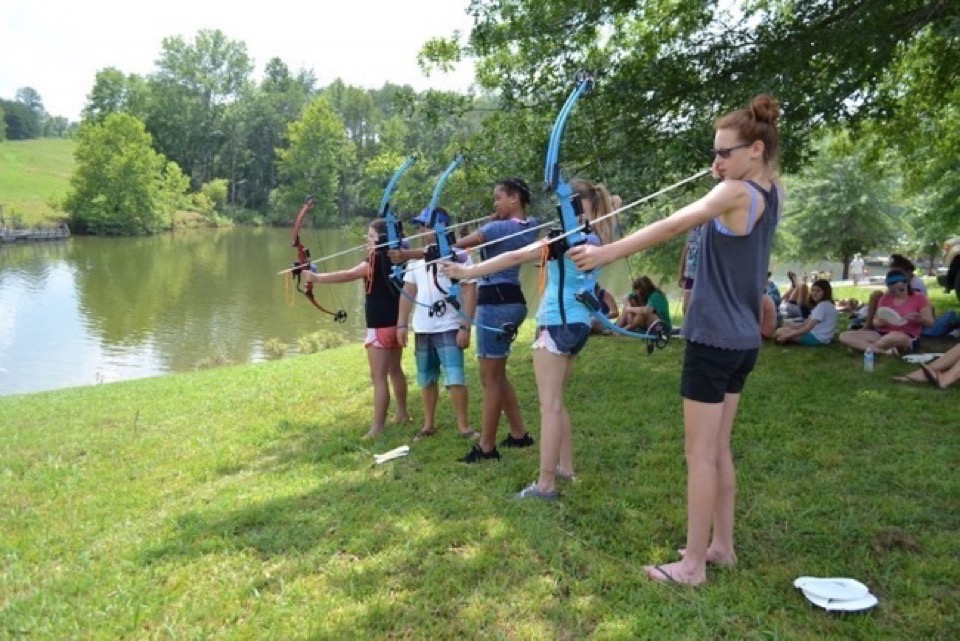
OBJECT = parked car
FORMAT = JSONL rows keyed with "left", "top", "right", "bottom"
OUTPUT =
{"left": 936, "top": 236, "right": 960, "bottom": 302}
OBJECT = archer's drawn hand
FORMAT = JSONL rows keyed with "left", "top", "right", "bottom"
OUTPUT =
{"left": 568, "top": 244, "right": 612, "bottom": 272}
{"left": 387, "top": 249, "right": 405, "bottom": 264}
{"left": 440, "top": 260, "right": 470, "bottom": 281}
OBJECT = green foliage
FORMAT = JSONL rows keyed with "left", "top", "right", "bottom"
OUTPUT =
{"left": 782, "top": 132, "right": 899, "bottom": 271}
{"left": 64, "top": 113, "right": 173, "bottom": 235}
{"left": 262, "top": 337, "right": 287, "bottom": 360}
{"left": 297, "top": 330, "right": 348, "bottom": 354}
{"left": 200, "top": 178, "right": 229, "bottom": 212}
{"left": 274, "top": 97, "right": 355, "bottom": 223}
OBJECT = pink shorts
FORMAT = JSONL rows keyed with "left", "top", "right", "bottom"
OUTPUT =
{"left": 365, "top": 326, "right": 401, "bottom": 350}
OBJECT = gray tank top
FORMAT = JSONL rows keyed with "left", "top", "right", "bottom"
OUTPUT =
{"left": 681, "top": 180, "right": 780, "bottom": 350}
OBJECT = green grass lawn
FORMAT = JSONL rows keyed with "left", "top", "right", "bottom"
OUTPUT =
{"left": 1, "top": 288, "right": 957, "bottom": 639}
{"left": 0, "top": 138, "right": 75, "bottom": 226}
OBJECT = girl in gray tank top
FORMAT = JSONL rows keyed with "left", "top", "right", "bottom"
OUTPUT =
{"left": 568, "top": 94, "right": 783, "bottom": 587}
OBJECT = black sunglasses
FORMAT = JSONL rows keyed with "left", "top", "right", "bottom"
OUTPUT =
{"left": 708, "top": 142, "right": 751, "bottom": 159}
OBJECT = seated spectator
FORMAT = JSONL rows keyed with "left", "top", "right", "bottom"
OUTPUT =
{"left": 892, "top": 343, "right": 960, "bottom": 390}
{"left": 774, "top": 279, "right": 838, "bottom": 346}
{"left": 780, "top": 271, "right": 808, "bottom": 320}
{"left": 618, "top": 276, "right": 671, "bottom": 334}
{"left": 921, "top": 308, "right": 959, "bottom": 338}
{"left": 760, "top": 293, "right": 778, "bottom": 341}
{"left": 590, "top": 282, "right": 619, "bottom": 334}
{"left": 839, "top": 269, "right": 934, "bottom": 356}
{"left": 766, "top": 271, "right": 781, "bottom": 309}
{"left": 864, "top": 254, "right": 927, "bottom": 329}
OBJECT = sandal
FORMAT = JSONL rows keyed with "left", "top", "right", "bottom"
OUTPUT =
{"left": 920, "top": 364, "right": 946, "bottom": 390}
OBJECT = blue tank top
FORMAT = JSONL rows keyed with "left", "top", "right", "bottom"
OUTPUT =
{"left": 478, "top": 218, "right": 540, "bottom": 286}
{"left": 682, "top": 180, "right": 781, "bottom": 350}
{"left": 536, "top": 235, "right": 601, "bottom": 326}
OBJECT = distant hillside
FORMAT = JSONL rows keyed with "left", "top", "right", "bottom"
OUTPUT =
{"left": 0, "top": 138, "right": 76, "bottom": 226}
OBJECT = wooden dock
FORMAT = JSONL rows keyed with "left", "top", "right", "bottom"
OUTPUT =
{"left": 0, "top": 224, "right": 71, "bottom": 243}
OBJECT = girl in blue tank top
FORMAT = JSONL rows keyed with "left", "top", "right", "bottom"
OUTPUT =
{"left": 569, "top": 95, "right": 783, "bottom": 587}
{"left": 444, "top": 179, "right": 615, "bottom": 499}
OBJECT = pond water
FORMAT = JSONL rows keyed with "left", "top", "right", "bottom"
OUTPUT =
{"left": 0, "top": 227, "right": 636, "bottom": 396}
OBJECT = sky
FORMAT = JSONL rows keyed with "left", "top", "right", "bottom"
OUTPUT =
{"left": 0, "top": 0, "right": 477, "bottom": 122}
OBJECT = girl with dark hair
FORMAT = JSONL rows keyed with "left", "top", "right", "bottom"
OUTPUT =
{"left": 840, "top": 269, "right": 934, "bottom": 355}
{"left": 301, "top": 219, "right": 409, "bottom": 438}
{"left": 774, "top": 279, "right": 838, "bottom": 345}
{"left": 617, "top": 276, "right": 671, "bottom": 334}
{"left": 569, "top": 95, "right": 783, "bottom": 586}
{"left": 454, "top": 177, "right": 541, "bottom": 463}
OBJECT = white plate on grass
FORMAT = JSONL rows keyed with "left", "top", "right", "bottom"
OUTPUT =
{"left": 902, "top": 353, "right": 943, "bottom": 364}
{"left": 802, "top": 589, "right": 879, "bottom": 612}
{"left": 793, "top": 576, "right": 870, "bottom": 601}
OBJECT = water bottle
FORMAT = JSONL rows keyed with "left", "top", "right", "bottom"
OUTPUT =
{"left": 864, "top": 349, "right": 874, "bottom": 372}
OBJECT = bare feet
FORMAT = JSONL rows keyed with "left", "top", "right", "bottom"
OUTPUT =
{"left": 363, "top": 427, "right": 384, "bottom": 440}
{"left": 678, "top": 547, "right": 737, "bottom": 567}
{"left": 392, "top": 413, "right": 412, "bottom": 424}
{"left": 643, "top": 561, "right": 705, "bottom": 586}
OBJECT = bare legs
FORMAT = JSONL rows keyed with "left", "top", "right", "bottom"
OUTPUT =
{"left": 645, "top": 393, "right": 742, "bottom": 586}
{"left": 476, "top": 357, "right": 526, "bottom": 453}
{"left": 532, "top": 348, "right": 576, "bottom": 493}
{"left": 838, "top": 329, "right": 912, "bottom": 355}
{"left": 897, "top": 344, "right": 960, "bottom": 387}
{"left": 365, "top": 347, "right": 408, "bottom": 438}
{"left": 419, "top": 383, "right": 472, "bottom": 435}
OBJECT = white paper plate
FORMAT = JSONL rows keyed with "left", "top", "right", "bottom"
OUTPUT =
{"left": 793, "top": 576, "right": 870, "bottom": 601}
{"left": 802, "top": 589, "right": 879, "bottom": 612}
{"left": 875, "top": 307, "right": 905, "bottom": 326}
{"left": 902, "top": 353, "right": 943, "bottom": 364}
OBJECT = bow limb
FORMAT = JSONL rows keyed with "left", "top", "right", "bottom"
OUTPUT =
{"left": 542, "top": 73, "right": 666, "bottom": 350}
{"left": 290, "top": 196, "right": 348, "bottom": 322}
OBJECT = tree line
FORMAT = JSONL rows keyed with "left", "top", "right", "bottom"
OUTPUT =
{"left": 10, "top": 1, "right": 960, "bottom": 275}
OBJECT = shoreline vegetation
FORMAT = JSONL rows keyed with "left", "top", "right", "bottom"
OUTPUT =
{"left": 2, "top": 288, "right": 956, "bottom": 638}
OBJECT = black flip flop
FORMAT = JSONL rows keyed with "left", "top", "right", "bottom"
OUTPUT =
{"left": 920, "top": 364, "right": 945, "bottom": 390}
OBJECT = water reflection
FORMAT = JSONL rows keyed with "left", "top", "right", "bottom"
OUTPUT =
{"left": 0, "top": 227, "right": 636, "bottom": 396}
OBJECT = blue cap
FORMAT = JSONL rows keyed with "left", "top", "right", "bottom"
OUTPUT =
{"left": 411, "top": 207, "right": 450, "bottom": 227}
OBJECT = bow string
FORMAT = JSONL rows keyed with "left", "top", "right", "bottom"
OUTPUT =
{"left": 290, "top": 196, "right": 348, "bottom": 322}
{"left": 542, "top": 72, "right": 668, "bottom": 353}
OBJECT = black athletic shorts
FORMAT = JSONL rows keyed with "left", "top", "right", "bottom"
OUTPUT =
{"left": 680, "top": 341, "right": 758, "bottom": 403}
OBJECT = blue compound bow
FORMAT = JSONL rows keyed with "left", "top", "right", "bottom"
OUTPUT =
{"left": 378, "top": 154, "right": 417, "bottom": 284}
{"left": 542, "top": 71, "right": 668, "bottom": 353}
{"left": 423, "top": 155, "right": 519, "bottom": 343}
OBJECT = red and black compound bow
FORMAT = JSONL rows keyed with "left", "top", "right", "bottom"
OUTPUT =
{"left": 289, "top": 196, "right": 348, "bottom": 322}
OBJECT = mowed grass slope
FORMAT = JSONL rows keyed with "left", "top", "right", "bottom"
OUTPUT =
{"left": 1, "top": 288, "right": 957, "bottom": 639}
{"left": 0, "top": 138, "right": 75, "bottom": 225}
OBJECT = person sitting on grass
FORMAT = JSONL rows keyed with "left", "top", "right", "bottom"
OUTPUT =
{"left": 892, "top": 343, "right": 960, "bottom": 390}
{"left": 760, "top": 292, "right": 779, "bottom": 341}
{"left": 617, "top": 276, "right": 671, "bottom": 335}
{"left": 863, "top": 254, "right": 927, "bottom": 329}
{"left": 838, "top": 269, "right": 934, "bottom": 356}
{"left": 774, "top": 279, "right": 838, "bottom": 346}
{"left": 780, "top": 271, "right": 809, "bottom": 320}
{"left": 589, "top": 282, "right": 619, "bottom": 334}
